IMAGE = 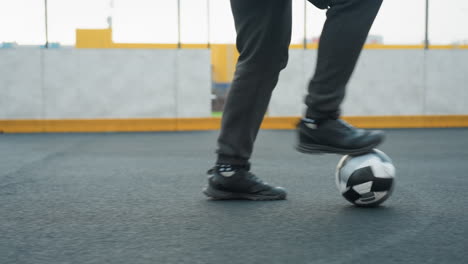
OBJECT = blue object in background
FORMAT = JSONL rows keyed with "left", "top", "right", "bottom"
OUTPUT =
{"left": 0, "top": 42, "right": 16, "bottom": 49}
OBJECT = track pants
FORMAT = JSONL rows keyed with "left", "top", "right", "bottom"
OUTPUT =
{"left": 217, "top": 0, "right": 383, "bottom": 165}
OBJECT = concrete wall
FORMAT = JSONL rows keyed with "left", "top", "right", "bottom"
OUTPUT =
{"left": 270, "top": 49, "right": 468, "bottom": 117}
{"left": 1, "top": 48, "right": 467, "bottom": 120}
{"left": 0, "top": 49, "right": 43, "bottom": 119}
{"left": 0, "top": 48, "right": 211, "bottom": 119}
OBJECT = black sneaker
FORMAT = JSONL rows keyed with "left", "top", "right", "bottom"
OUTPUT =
{"left": 203, "top": 164, "right": 287, "bottom": 201}
{"left": 296, "top": 118, "right": 385, "bottom": 155}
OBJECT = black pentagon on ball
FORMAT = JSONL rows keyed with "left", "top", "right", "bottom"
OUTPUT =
{"left": 346, "top": 166, "right": 394, "bottom": 191}
{"left": 342, "top": 165, "right": 395, "bottom": 207}
{"left": 342, "top": 188, "right": 361, "bottom": 203}
{"left": 371, "top": 177, "right": 394, "bottom": 192}
{"left": 346, "top": 166, "right": 374, "bottom": 187}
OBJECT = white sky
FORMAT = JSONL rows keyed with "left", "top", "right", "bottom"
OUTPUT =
{"left": 0, "top": 0, "right": 467, "bottom": 45}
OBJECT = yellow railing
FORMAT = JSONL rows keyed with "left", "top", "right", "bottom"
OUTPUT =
{"left": 3, "top": 115, "right": 468, "bottom": 133}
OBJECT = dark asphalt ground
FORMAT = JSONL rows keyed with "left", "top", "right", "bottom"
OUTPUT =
{"left": 1, "top": 128, "right": 467, "bottom": 264}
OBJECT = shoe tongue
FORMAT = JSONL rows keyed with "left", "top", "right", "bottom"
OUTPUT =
{"left": 336, "top": 119, "right": 354, "bottom": 130}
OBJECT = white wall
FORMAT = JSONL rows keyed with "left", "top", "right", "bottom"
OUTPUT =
{"left": 1, "top": 48, "right": 467, "bottom": 120}
{"left": 0, "top": 49, "right": 43, "bottom": 119}
{"left": 270, "top": 49, "right": 468, "bottom": 117}
{"left": 0, "top": 48, "right": 211, "bottom": 119}
{"left": 425, "top": 50, "right": 468, "bottom": 115}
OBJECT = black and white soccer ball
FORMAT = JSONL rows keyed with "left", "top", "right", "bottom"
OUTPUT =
{"left": 336, "top": 149, "right": 395, "bottom": 207}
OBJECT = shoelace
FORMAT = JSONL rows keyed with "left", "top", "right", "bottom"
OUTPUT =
{"left": 246, "top": 172, "right": 264, "bottom": 184}
{"left": 337, "top": 119, "right": 355, "bottom": 131}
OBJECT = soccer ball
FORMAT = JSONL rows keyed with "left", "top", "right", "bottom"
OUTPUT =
{"left": 336, "top": 149, "right": 395, "bottom": 207}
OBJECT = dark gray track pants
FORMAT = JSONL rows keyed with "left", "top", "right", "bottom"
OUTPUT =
{"left": 217, "top": 0, "right": 383, "bottom": 165}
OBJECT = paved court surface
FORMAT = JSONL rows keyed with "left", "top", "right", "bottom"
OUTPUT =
{"left": 1, "top": 128, "right": 467, "bottom": 264}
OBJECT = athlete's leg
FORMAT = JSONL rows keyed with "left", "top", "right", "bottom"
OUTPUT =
{"left": 204, "top": 0, "right": 292, "bottom": 200}
{"left": 306, "top": 0, "right": 384, "bottom": 119}
{"left": 297, "top": 0, "right": 385, "bottom": 155}
{"left": 217, "top": 0, "right": 293, "bottom": 165}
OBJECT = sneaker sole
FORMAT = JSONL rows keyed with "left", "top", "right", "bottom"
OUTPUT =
{"left": 296, "top": 141, "right": 382, "bottom": 155}
{"left": 203, "top": 186, "right": 286, "bottom": 201}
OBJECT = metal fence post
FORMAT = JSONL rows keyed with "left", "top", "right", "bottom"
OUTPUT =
{"left": 177, "top": 0, "right": 181, "bottom": 49}
{"left": 424, "top": 0, "right": 429, "bottom": 49}
{"left": 44, "top": 0, "right": 49, "bottom": 48}
{"left": 303, "top": 0, "right": 307, "bottom": 49}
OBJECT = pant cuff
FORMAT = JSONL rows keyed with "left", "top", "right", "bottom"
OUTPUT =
{"left": 216, "top": 154, "right": 249, "bottom": 166}
{"left": 305, "top": 108, "right": 340, "bottom": 120}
